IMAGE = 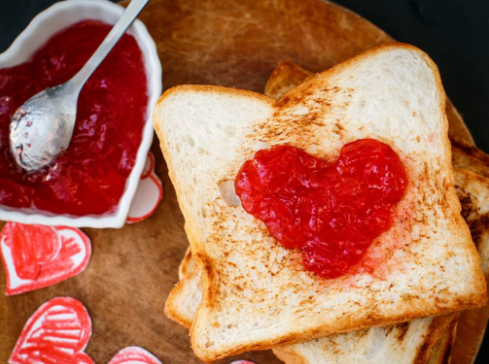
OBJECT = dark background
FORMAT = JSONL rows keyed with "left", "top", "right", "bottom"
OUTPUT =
{"left": 1, "top": 0, "right": 488, "bottom": 362}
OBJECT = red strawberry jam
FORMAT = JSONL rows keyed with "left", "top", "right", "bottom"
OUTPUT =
{"left": 0, "top": 20, "right": 148, "bottom": 216}
{"left": 235, "top": 139, "right": 408, "bottom": 279}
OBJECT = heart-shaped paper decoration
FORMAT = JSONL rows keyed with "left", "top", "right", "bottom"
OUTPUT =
{"left": 1, "top": 222, "right": 91, "bottom": 295}
{"left": 127, "top": 152, "right": 163, "bottom": 224}
{"left": 9, "top": 297, "right": 94, "bottom": 364}
{"left": 141, "top": 152, "right": 155, "bottom": 179}
{"left": 108, "top": 347, "right": 162, "bottom": 364}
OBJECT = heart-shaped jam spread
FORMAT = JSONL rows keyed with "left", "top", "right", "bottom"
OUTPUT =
{"left": 235, "top": 139, "right": 407, "bottom": 278}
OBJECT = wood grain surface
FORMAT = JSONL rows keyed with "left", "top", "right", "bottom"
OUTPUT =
{"left": 0, "top": 0, "right": 475, "bottom": 363}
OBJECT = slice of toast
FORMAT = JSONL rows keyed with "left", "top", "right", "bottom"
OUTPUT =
{"left": 154, "top": 43, "right": 487, "bottom": 361}
{"left": 164, "top": 60, "right": 457, "bottom": 364}
{"left": 164, "top": 61, "right": 489, "bottom": 364}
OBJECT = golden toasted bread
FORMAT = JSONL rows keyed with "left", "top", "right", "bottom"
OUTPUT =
{"left": 155, "top": 43, "right": 486, "bottom": 361}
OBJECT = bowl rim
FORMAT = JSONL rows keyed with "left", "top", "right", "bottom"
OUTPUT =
{"left": 0, "top": 0, "right": 163, "bottom": 228}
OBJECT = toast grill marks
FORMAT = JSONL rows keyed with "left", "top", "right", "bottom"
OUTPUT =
{"left": 155, "top": 44, "right": 486, "bottom": 361}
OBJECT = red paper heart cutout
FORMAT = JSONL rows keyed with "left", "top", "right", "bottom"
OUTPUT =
{"left": 235, "top": 139, "right": 407, "bottom": 279}
{"left": 108, "top": 347, "right": 162, "bottom": 364}
{"left": 9, "top": 297, "right": 94, "bottom": 364}
{"left": 141, "top": 152, "right": 155, "bottom": 179}
{"left": 1, "top": 222, "right": 91, "bottom": 295}
{"left": 127, "top": 153, "right": 163, "bottom": 224}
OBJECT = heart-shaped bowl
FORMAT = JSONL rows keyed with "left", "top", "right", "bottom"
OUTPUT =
{"left": 0, "top": 0, "right": 162, "bottom": 228}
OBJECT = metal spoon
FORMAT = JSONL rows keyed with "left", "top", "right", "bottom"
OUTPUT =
{"left": 9, "top": 0, "right": 151, "bottom": 172}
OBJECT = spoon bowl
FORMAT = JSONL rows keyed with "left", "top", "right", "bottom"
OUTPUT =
{"left": 10, "top": 82, "right": 78, "bottom": 171}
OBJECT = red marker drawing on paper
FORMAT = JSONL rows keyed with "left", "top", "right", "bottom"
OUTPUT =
{"left": 108, "top": 347, "right": 162, "bottom": 364}
{"left": 1, "top": 222, "right": 91, "bottom": 295}
{"left": 127, "top": 152, "right": 163, "bottom": 224}
{"left": 9, "top": 297, "right": 94, "bottom": 364}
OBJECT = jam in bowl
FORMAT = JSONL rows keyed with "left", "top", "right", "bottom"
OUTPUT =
{"left": 0, "top": 0, "right": 162, "bottom": 228}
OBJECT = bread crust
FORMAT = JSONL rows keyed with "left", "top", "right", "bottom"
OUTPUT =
{"left": 264, "top": 61, "right": 313, "bottom": 99}
{"left": 164, "top": 290, "right": 192, "bottom": 327}
{"left": 427, "top": 314, "right": 458, "bottom": 364}
{"left": 164, "top": 275, "right": 195, "bottom": 329}
{"left": 157, "top": 84, "right": 276, "bottom": 107}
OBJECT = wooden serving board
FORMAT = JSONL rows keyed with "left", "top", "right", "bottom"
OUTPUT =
{"left": 0, "top": 1, "right": 475, "bottom": 363}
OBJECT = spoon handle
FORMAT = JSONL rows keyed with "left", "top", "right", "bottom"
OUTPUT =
{"left": 69, "top": 0, "right": 151, "bottom": 89}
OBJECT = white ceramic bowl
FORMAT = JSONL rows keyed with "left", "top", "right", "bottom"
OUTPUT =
{"left": 0, "top": 0, "right": 162, "bottom": 228}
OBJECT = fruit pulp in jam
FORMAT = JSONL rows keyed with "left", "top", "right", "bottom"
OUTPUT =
{"left": 235, "top": 139, "right": 408, "bottom": 279}
{"left": 0, "top": 20, "right": 148, "bottom": 216}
